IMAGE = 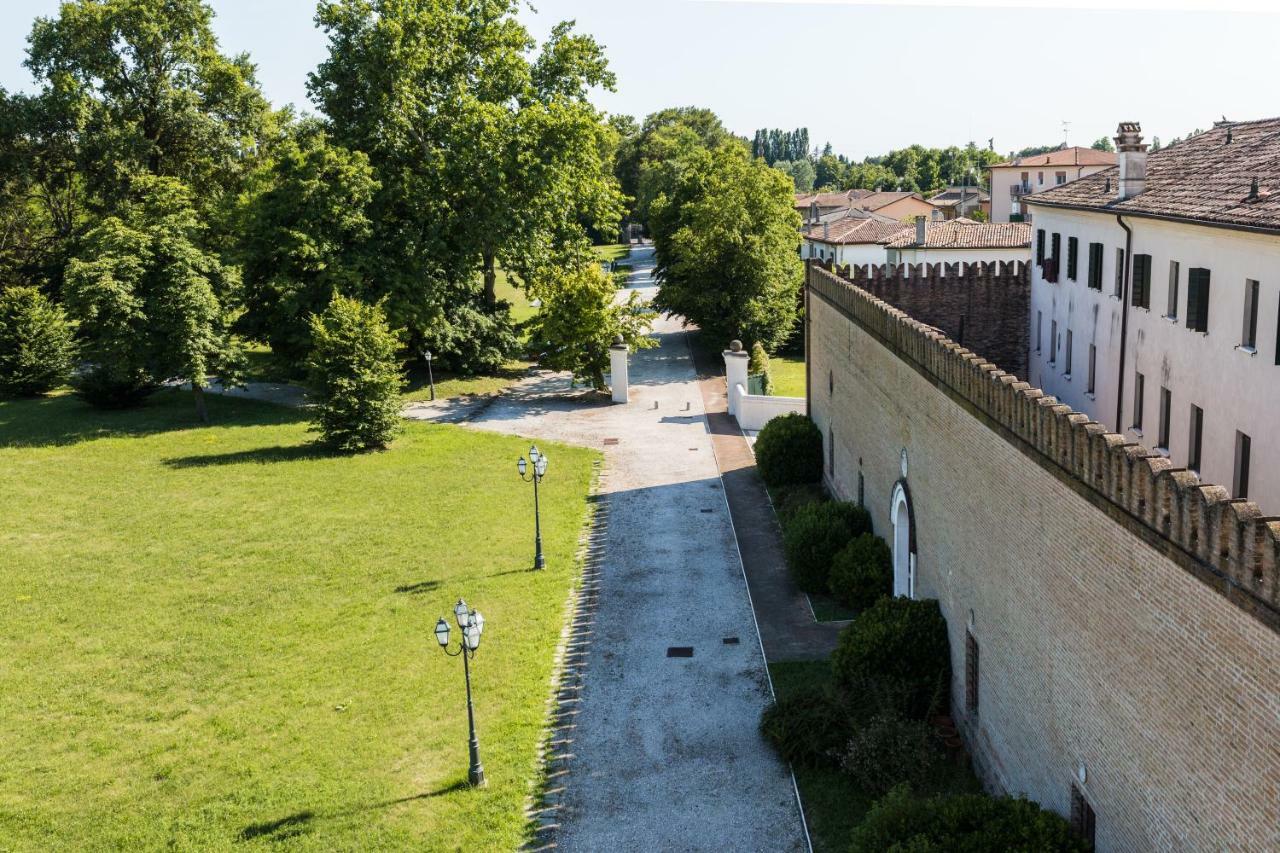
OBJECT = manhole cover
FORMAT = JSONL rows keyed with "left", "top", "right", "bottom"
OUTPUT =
{"left": 666, "top": 646, "right": 694, "bottom": 658}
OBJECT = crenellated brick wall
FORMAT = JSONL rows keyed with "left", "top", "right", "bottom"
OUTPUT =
{"left": 823, "top": 260, "right": 1030, "bottom": 377}
{"left": 807, "top": 260, "right": 1280, "bottom": 851}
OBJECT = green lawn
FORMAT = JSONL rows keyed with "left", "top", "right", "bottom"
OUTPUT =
{"left": 592, "top": 243, "right": 631, "bottom": 263}
{"left": 0, "top": 391, "right": 599, "bottom": 850}
{"left": 770, "top": 355, "right": 806, "bottom": 398}
{"left": 401, "top": 360, "right": 534, "bottom": 405}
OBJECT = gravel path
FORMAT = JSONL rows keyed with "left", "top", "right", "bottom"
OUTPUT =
{"left": 466, "top": 246, "right": 808, "bottom": 851}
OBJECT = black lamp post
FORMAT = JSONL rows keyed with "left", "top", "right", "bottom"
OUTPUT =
{"left": 517, "top": 445, "right": 549, "bottom": 570}
{"left": 435, "top": 599, "right": 486, "bottom": 787}
{"left": 421, "top": 349, "right": 436, "bottom": 401}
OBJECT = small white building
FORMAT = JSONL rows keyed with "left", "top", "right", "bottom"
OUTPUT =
{"left": 883, "top": 217, "right": 1031, "bottom": 266}
{"left": 1025, "top": 119, "right": 1280, "bottom": 514}
{"left": 802, "top": 216, "right": 911, "bottom": 266}
{"left": 988, "top": 146, "right": 1116, "bottom": 222}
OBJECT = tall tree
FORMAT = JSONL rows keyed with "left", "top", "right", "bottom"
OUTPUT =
{"left": 309, "top": 0, "right": 624, "bottom": 373}
{"left": 651, "top": 144, "right": 803, "bottom": 351}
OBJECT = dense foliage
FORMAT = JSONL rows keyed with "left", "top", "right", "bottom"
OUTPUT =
{"left": 759, "top": 689, "right": 854, "bottom": 769}
{"left": 651, "top": 144, "right": 803, "bottom": 350}
{"left": 750, "top": 127, "right": 810, "bottom": 165}
{"left": 839, "top": 714, "right": 946, "bottom": 796}
{"left": 829, "top": 533, "right": 893, "bottom": 611}
{"left": 782, "top": 500, "right": 872, "bottom": 592}
{"left": 523, "top": 263, "right": 654, "bottom": 390}
{"left": 0, "top": 286, "right": 76, "bottom": 397}
{"left": 306, "top": 295, "right": 403, "bottom": 451}
{"left": 748, "top": 341, "right": 774, "bottom": 396}
{"left": 849, "top": 785, "right": 1089, "bottom": 853}
{"left": 833, "top": 597, "right": 951, "bottom": 716}
{"left": 755, "top": 412, "right": 821, "bottom": 487}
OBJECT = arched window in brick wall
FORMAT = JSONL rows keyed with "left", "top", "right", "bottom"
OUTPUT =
{"left": 891, "top": 481, "right": 916, "bottom": 599}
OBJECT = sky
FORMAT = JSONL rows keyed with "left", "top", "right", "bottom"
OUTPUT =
{"left": 2, "top": 0, "right": 1278, "bottom": 160}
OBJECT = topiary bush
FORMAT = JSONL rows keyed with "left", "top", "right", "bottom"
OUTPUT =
{"left": 839, "top": 713, "right": 946, "bottom": 796}
{"left": 849, "top": 784, "right": 1089, "bottom": 853}
{"left": 306, "top": 295, "right": 404, "bottom": 451}
{"left": 748, "top": 340, "right": 774, "bottom": 396}
{"left": 833, "top": 597, "right": 951, "bottom": 717}
{"left": 829, "top": 533, "right": 893, "bottom": 611}
{"left": 0, "top": 287, "right": 77, "bottom": 398}
{"left": 754, "top": 412, "right": 821, "bottom": 487}
{"left": 759, "top": 689, "right": 855, "bottom": 769}
{"left": 782, "top": 499, "right": 872, "bottom": 592}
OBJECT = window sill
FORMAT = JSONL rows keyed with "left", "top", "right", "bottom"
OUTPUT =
{"left": 1236, "top": 345, "right": 1258, "bottom": 356}
{"left": 1161, "top": 315, "right": 1179, "bottom": 325}
{"left": 1130, "top": 427, "right": 1144, "bottom": 438}
{"left": 1154, "top": 446, "right": 1170, "bottom": 458}
{"left": 1084, "top": 391, "right": 1096, "bottom": 400}
{"left": 1063, "top": 373, "right": 1072, "bottom": 381}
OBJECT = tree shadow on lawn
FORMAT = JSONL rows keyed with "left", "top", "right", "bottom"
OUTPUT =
{"left": 0, "top": 388, "right": 308, "bottom": 449}
{"left": 237, "top": 781, "right": 471, "bottom": 842}
{"left": 162, "top": 443, "right": 341, "bottom": 468}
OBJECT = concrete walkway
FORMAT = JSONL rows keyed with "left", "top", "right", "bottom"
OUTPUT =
{"left": 464, "top": 246, "right": 807, "bottom": 851}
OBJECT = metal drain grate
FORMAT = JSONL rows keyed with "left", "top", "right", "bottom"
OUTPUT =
{"left": 666, "top": 646, "right": 694, "bottom": 658}
{"left": 699, "top": 508, "right": 713, "bottom": 514}
{"left": 603, "top": 438, "right": 619, "bottom": 446}
{"left": 722, "top": 637, "right": 740, "bottom": 645}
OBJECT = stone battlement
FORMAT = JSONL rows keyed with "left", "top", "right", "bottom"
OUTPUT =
{"left": 808, "top": 261, "right": 1280, "bottom": 630}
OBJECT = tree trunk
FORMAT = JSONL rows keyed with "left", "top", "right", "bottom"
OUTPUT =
{"left": 192, "top": 382, "right": 209, "bottom": 423}
{"left": 591, "top": 367, "right": 606, "bottom": 392}
{"left": 482, "top": 250, "right": 497, "bottom": 310}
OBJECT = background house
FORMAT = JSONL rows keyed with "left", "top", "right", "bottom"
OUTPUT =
{"left": 987, "top": 146, "right": 1116, "bottom": 222}
{"left": 883, "top": 217, "right": 1031, "bottom": 266}
{"left": 801, "top": 216, "right": 911, "bottom": 265}
{"left": 927, "top": 186, "right": 991, "bottom": 220}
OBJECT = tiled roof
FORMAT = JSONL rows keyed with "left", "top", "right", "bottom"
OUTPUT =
{"left": 804, "top": 217, "right": 912, "bottom": 245}
{"left": 928, "top": 187, "right": 991, "bottom": 206}
{"left": 794, "top": 189, "right": 874, "bottom": 209}
{"left": 857, "top": 191, "right": 925, "bottom": 211}
{"left": 991, "top": 146, "right": 1117, "bottom": 169}
{"left": 1025, "top": 118, "right": 1280, "bottom": 232}
{"left": 882, "top": 220, "right": 1032, "bottom": 249}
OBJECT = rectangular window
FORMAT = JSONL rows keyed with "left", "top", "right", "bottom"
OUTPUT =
{"left": 1056, "top": 170, "right": 1067, "bottom": 184}
{"left": 1036, "top": 229, "right": 1045, "bottom": 266}
{"left": 1187, "top": 268, "right": 1211, "bottom": 333}
{"left": 1158, "top": 387, "right": 1172, "bottom": 450}
{"left": 1067, "top": 236, "right": 1078, "bottom": 280}
{"left": 1038, "top": 170, "right": 1044, "bottom": 184}
{"left": 1114, "top": 247, "right": 1125, "bottom": 298}
{"left": 1087, "top": 344, "right": 1096, "bottom": 394}
{"left": 1088, "top": 242, "right": 1103, "bottom": 290}
{"left": 1242, "top": 279, "right": 1260, "bottom": 349}
{"left": 1132, "top": 254, "right": 1152, "bottom": 309}
{"left": 1234, "top": 432, "right": 1252, "bottom": 499}
{"left": 1070, "top": 785, "right": 1097, "bottom": 846}
{"left": 1133, "top": 372, "right": 1145, "bottom": 431}
{"left": 1021, "top": 171, "right": 1029, "bottom": 184}
{"left": 1276, "top": 296, "right": 1280, "bottom": 366}
{"left": 965, "top": 631, "right": 979, "bottom": 714}
{"left": 1167, "top": 261, "right": 1180, "bottom": 318}
{"left": 1036, "top": 310, "right": 1042, "bottom": 353}
{"left": 1050, "top": 320, "right": 1057, "bottom": 364}
{"left": 1188, "top": 404, "right": 1204, "bottom": 473}
{"left": 1065, "top": 329, "right": 1073, "bottom": 377}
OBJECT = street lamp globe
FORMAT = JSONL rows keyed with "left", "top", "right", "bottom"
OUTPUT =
{"left": 529, "top": 445, "right": 540, "bottom": 464}
{"left": 435, "top": 618, "right": 450, "bottom": 648}
{"left": 517, "top": 457, "right": 527, "bottom": 476}
{"left": 536, "top": 455, "right": 548, "bottom": 477}
{"left": 464, "top": 623, "right": 481, "bottom": 651}
{"left": 473, "top": 611, "right": 485, "bottom": 636}
{"left": 454, "top": 598, "right": 471, "bottom": 628}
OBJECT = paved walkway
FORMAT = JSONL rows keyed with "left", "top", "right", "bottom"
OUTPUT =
{"left": 463, "top": 246, "right": 807, "bottom": 851}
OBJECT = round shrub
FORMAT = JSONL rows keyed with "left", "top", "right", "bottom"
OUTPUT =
{"left": 833, "top": 597, "right": 951, "bottom": 717}
{"left": 829, "top": 533, "right": 892, "bottom": 611}
{"left": 769, "top": 482, "right": 825, "bottom": 525}
{"left": 783, "top": 500, "right": 872, "bottom": 592}
{"left": 759, "top": 689, "right": 853, "bottom": 768}
{"left": 839, "top": 713, "right": 946, "bottom": 796}
{"left": 306, "top": 295, "right": 404, "bottom": 451}
{"left": 0, "top": 287, "right": 76, "bottom": 398}
{"left": 754, "top": 412, "right": 821, "bottom": 487}
{"left": 849, "top": 784, "right": 1089, "bottom": 853}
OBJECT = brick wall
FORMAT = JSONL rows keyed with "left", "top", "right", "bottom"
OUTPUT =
{"left": 807, "top": 263, "right": 1280, "bottom": 851}
{"left": 828, "top": 260, "right": 1030, "bottom": 377}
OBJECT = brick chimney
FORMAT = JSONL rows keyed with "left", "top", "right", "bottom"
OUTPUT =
{"left": 1114, "top": 121, "right": 1148, "bottom": 199}
{"left": 915, "top": 215, "right": 927, "bottom": 245}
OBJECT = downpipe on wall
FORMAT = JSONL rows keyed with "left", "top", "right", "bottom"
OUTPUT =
{"left": 1115, "top": 215, "right": 1133, "bottom": 431}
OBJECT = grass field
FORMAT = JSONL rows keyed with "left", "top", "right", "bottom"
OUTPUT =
{"left": 0, "top": 391, "right": 599, "bottom": 850}
{"left": 770, "top": 355, "right": 806, "bottom": 398}
{"left": 592, "top": 243, "right": 631, "bottom": 263}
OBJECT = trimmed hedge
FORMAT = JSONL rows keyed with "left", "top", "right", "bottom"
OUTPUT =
{"left": 849, "top": 784, "right": 1089, "bottom": 853}
{"left": 759, "top": 689, "right": 854, "bottom": 769}
{"left": 839, "top": 713, "right": 945, "bottom": 796}
{"left": 0, "top": 287, "right": 76, "bottom": 398}
{"left": 833, "top": 597, "right": 951, "bottom": 717}
{"left": 829, "top": 533, "right": 892, "bottom": 611}
{"left": 754, "top": 412, "right": 821, "bottom": 487}
{"left": 783, "top": 500, "right": 872, "bottom": 592}
{"left": 768, "top": 481, "right": 825, "bottom": 525}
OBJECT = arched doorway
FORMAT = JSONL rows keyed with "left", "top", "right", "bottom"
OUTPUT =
{"left": 891, "top": 481, "right": 915, "bottom": 598}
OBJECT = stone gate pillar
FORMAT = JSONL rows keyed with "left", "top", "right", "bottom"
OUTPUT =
{"left": 723, "top": 339, "right": 749, "bottom": 417}
{"left": 609, "top": 335, "right": 630, "bottom": 403}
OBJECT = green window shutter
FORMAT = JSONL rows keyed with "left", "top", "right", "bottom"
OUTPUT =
{"left": 1036, "top": 229, "right": 1045, "bottom": 265}
{"left": 1197, "top": 269, "right": 1211, "bottom": 331}
{"left": 1067, "top": 237, "right": 1078, "bottom": 280}
{"left": 1187, "top": 268, "right": 1210, "bottom": 332}
{"left": 1131, "top": 254, "right": 1151, "bottom": 308}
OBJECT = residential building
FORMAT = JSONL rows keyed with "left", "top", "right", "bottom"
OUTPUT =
{"left": 1026, "top": 119, "right": 1280, "bottom": 514}
{"left": 795, "top": 189, "right": 935, "bottom": 225}
{"left": 987, "top": 146, "right": 1117, "bottom": 222}
{"left": 801, "top": 216, "right": 911, "bottom": 266}
{"left": 927, "top": 186, "right": 991, "bottom": 220}
{"left": 794, "top": 189, "right": 875, "bottom": 225}
{"left": 884, "top": 217, "right": 1031, "bottom": 266}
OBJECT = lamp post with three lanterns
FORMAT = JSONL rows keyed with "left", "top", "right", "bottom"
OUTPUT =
{"left": 517, "top": 445, "right": 549, "bottom": 570}
{"left": 435, "top": 599, "right": 486, "bottom": 787}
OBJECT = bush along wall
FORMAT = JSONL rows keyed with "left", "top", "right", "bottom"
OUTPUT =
{"left": 754, "top": 412, "right": 821, "bottom": 487}
{"left": 782, "top": 500, "right": 872, "bottom": 592}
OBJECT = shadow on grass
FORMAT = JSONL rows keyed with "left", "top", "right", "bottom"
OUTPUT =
{"left": 0, "top": 389, "right": 308, "bottom": 449}
{"left": 163, "top": 443, "right": 340, "bottom": 468}
{"left": 237, "top": 782, "right": 472, "bottom": 842}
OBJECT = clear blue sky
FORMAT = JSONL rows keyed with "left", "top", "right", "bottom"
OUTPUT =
{"left": 2, "top": 0, "right": 1277, "bottom": 160}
